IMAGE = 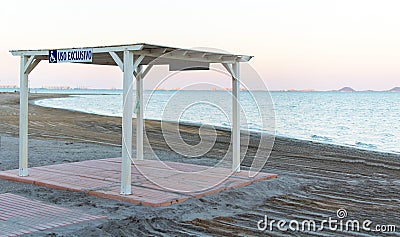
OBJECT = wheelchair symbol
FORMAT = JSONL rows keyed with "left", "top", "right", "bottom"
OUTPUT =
{"left": 49, "top": 50, "right": 57, "bottom": 63}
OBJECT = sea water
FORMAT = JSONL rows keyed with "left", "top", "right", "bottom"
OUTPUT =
{"left": 10, "top": 89, "right": 398, "bottom": 154}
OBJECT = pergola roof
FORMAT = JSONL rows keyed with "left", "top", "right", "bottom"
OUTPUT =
{"left": 10, "top": 43, "right": 253, "bottom": 66}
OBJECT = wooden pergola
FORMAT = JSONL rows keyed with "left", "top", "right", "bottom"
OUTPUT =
{"left": 10, "top": 43, "right": 253, "bottom": 195}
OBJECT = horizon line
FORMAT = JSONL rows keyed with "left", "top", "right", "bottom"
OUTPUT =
{"left": 0, "top": 86, "right": 399, "bottom": 92}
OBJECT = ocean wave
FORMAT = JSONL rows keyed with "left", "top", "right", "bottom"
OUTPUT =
{"left": 336, "top": 125, "right": 350, "bottom": 130}
{"left": 311, "top": 134, "right": 333, "bottom": 142}
{"left": 355, "top": 142, "right": 378, "bottom": 149}
{"left": 244, "top": 122, "right": 264, "bottom": 131}
{"left": 381, "top": 133, "right": 395, "bottom": 137}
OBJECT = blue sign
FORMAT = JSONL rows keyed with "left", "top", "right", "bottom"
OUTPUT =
{"left": 49, "top": 48, "right": 92, "bottom": 63}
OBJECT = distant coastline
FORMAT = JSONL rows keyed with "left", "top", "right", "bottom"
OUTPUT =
{"left": 0, "top": 86, "right": 400, "bottom": 92}
{"left": 277, "top": 86, "right": 400, "bottom": 92}
{"left": 331, "top": 86, "right": 400, "bottom": 92}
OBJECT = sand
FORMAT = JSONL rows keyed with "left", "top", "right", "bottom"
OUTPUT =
{"left": 0, "top": 92, "right": 399, "bottom": 236}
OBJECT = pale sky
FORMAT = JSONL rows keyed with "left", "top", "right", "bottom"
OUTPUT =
{"left": 0, "top": 0, "right": 399, "bottom": 90}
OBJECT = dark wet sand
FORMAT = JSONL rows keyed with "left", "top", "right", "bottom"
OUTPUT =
{"left": 0, "top": 92, "right": 399, "bottom": 236}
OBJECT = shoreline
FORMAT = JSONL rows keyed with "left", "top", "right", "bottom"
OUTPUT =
{"left": 32, "top": 93, "right": 400, "bottom": 156}
{"left": 1, "top": 92, "right": 399, "bottom": 236}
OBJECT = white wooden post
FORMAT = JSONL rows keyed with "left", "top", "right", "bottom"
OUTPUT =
{"left": 136, "top": 65, "right": 144, "bottom": 160}
{"left": 19, "top": 56, "right": 29, "bottom": 176}
{"left": 232, "top": 62, "right": 240, "bottom": 172}
{"left": 120, "top": 50, "right": 134, "bottom": 195}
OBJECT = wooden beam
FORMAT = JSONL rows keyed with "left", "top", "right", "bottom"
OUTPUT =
{"left": 109, "top": 52, "right": 123, "bottom": 71}
{"left": 25, "top": 58, "right": 41, "bottom": 74}
{"left": 232, "top": 62, "right": 240, "bottom": 172}
{"left": 222, "top": 63, "right": 235, "bottom": 78}
{"left": 23, "top": 56, "right": 35, "bottom": 74}
{"left": 149, "top": 48, "right": 169, "bottom": 54}
{"left": 120, "top": 50, "right": 134, "bottom": 195}
{"left": 19, "top": 56, "right": 29, "bottom": 176}
{"left": 136, "top": 65, "right": 144, "bottom": 161}
{"left": 136, "top": 50, "right": 242, "bottom": 64}
{"left": 132, "top": 55, "right": 145, "bottom": 71}
{"left": 141, "top": 65, "right": 153, "bottom": 79}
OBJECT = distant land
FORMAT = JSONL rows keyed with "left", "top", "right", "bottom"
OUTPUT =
{"left": 331, "top": 87, "right": 400, "bottom": 92}
{"left": 332, "top": 87, "right": 356, "bottom": 92}
{"left": 283, "top": 87, "right": 400, "bottom": 92}
{"left": 387, "top": 87, "right": 400, "bottom": 92}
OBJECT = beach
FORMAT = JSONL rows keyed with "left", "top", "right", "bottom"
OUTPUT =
{"left": 0, "top": 92, "right": 399, "bottom": 236}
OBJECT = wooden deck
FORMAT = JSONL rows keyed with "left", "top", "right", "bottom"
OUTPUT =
{"left": 0, "top": 158, "right": 277, "bottom": 207}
